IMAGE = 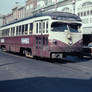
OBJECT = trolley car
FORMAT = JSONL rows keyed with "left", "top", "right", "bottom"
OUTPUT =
{"left": 0, "top": 12, "right": 82, "bottom": 58}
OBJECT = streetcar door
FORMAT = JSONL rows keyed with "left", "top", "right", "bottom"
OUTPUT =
{"left": 35, "top": 21, "right": 48, "bottom": 57}
{"left": 35, "top": 21, "right": 43, "bottom": 56}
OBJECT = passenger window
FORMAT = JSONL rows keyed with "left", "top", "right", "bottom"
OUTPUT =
{"left": 13, "top": 27, "right": 15, "bottom": 36}
{"left": 36, "top": 37, "right": 38, "bottom": 49}
{"left": 2, "top": 30, "right": 4, "bottom": 37}
{"left": 36, "top": 23, "right": 38, "bottom": 33}
{"left": 39, "top": 23, "right": 41, "bottom": 33}
{"left": 19, "top": 26, "right": 22, "bottom": 35}
{"left": 22, "top": 25, "right": 24, "bottom": 35}
{"left": 43, "top": 37, "right": 48, "bottom": 45}
{"left": 11, "top": 28, "right": 13, "bottom": 36}
{"left": 43, "top": 22, "right": 45, "bottom": 33}
{"left": 39, "top": 37, "right": 42, "bottom": 48}
{"left": 8, "top": 28, "right": 10, "bottom": 36}
{"left": 46, "top": 21, "right": 48, "bottom": 33}
{"left": 25, "top": 24, "right": 28, "bottom": 35}
{"left": 6, "top": 28, "right": 9, "bottom": 36}
{"left": 16, "top": 26, "right": 18, "bottom": 36}
{"left": 30, "top": 23, "right": 33, "bottom": 34}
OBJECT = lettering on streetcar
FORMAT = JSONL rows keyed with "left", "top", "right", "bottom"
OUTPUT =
{"left": 21, "top": 38, "right": 29, "bottom": 44}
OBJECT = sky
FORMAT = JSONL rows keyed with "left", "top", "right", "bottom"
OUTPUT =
{"left": 0, "top": 0, "right": 26, "bottom": 15}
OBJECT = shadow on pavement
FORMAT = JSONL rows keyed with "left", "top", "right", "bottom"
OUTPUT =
{"left": 0, "top": 77, "right": 92, "bottom": 92}
{"left": 1, "top": 51, "right": 92, "bottom": 64}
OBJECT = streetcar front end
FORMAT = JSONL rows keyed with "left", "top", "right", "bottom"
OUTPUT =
{"left": 49, "top": 20, "right": 83, "bottom": 58}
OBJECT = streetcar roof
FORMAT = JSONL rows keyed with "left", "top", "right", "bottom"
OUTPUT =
{"left": 0, "top": 11, "right": 81, "bottom": 28}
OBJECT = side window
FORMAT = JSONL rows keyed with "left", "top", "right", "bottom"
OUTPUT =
{"left": 36, "top": 23, "right": 38, "bottom": 33}
{"left": 12, "top": 27, "right": 15, "bottom": 36}
{"left": 2, "top": 30, "right": 4, "bottom": 37}
{"left": 22, "top": 25, "right": 24, "bottom": 35}
{"left": 43, "top": 37, "right": 48, "bottom": 46}
{"left": 46, "top": 21, "right": 48, "bottom": 33}
{"left": 39, "top": 22, "right": 41, "bottom": 33}
{"left": 25, "top": 24, "right": 28, "bottom": 35}
{"left": 5, "top": 29, "right": 7, "bottom": 36}
{"left": 6, "top": 28, "right": 9, "bottom": 36}
{"left": 39, "top": 37, "right": 42, "bottom": 48}
{"left": 8, "top": 28, "right": 10, "bottom": 36}
{"left": 19, "top": 25, "right": 22, "bottom": 35}
{"left": 16, "top": 26, "right": 18, "bottom": 36}
{"left": 30, "top": 23, "right": 33, "bottom": 34}
{"left": 11, "top": 28, "right": 13, "bottom": 36}
{"left": 36, "top": 37, "right": 38, "bottom": 49}
{"left": 43, "top": 22, "right": 45, "bottom": 33}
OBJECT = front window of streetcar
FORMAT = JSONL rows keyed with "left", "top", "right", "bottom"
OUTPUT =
{"left": 68, "top": 24, "right": 81, "bottom": 33}
{"left": 51, "top": 22, "right": 81, "bottom": 33}
{"left": 51, "top": 22, "right": 68, "bottom": 32}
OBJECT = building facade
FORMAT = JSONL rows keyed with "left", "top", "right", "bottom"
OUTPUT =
{"left": 2, "top": 6, "right": 26, "bottom": 25}
{"left": 0, "top": 15, "right": 4, "bottom": 26}
{"left": 18, "top": 6, "right": 26, "bottom": 19}
{"left": 55, "top": 0, "right": 92, "bottom": 34}
{"left": 39, "top": 0, "right": 92, "bottom": 34}
{"left": 2, "top": 0, "right": 92, "bottom": 34}
{"left": 26, "top": 0, "right": 37, "bottom": 16}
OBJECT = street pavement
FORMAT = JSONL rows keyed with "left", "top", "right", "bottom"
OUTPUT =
{"left": 0, "top": 51, "right": 92, "bottom": 92}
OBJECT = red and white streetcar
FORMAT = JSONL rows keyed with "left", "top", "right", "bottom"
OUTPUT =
{"left": 0, "top": 12, "right": 82, "bottom": 59}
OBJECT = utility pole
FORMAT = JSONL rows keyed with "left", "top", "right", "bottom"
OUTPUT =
{"left": 55, "top": 0, "right": 58, "bottom": 11}
{"left": 72, "top": 0, "right": 76, "bottom": 14}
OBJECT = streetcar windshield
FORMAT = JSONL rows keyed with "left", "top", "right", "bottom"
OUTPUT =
{"left": 51, "top": 22, "right": 68, "bottom": 32}
{"left": 51, "top": 22, "right": 81, "bottom": 32}
{"left": 68, "top": 24, "right": 81, "bottom": 32}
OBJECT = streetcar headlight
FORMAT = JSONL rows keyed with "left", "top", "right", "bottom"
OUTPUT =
{"left": 69, "top": 41, "right": 73, "bottom": 45}
{"left": 50, "top": 39, "right": 57, "bottom": 45}
{"left": 67, "top": 34, "right": 71, "bottom": 39}
{"left": 53, "top": 40, "right": 57, "bottom": 45}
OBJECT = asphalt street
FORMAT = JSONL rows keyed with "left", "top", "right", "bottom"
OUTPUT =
{"left": 0, "top": 51, "right": 92, "bottom": 92}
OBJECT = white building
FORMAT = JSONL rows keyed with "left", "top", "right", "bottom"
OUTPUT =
{"left": 57, "top": 0, "right": 92, "bottom": 34}
{"left": 43, "top": 0, "right": 92, "bottom": 34}
{"left": 0, "top": 15, "right": 4, "bottom": 26}
{"left": 76, "top": 0, "right": 92, "bottom": 34}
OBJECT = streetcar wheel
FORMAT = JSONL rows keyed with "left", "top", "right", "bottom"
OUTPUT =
{"left": 24, "top": 50, "right": 33, "bottom": 58}
{"left": 1, "top": 47, "right": 6, "bottom": 52}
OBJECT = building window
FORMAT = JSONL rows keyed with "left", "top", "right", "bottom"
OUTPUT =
{"left": 87, "top": 11, "right": 89, "bottom": 15}
{"left": 90, "top": 10, "right": 92, "bottom": 15}
{"left": 78, "top": 13, "right": 80, "bottom": 16}
{"left": 26, "top": 5, "right": 30, "bottom": 10}
{"left": 84, "top": 11, "right": 86, "bottom": 16}
{"left": 90, "top": 18, "right": 92, "bottom": 23}
{"left": 81, "top": 12, "right": 83, "bottom": 17}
